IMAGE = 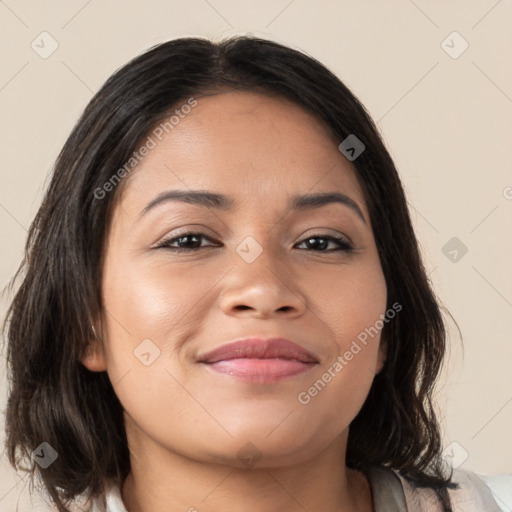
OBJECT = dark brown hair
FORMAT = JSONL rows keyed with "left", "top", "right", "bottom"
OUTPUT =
{"left": 2, "top": 36, "right": 457, "bottom": 511}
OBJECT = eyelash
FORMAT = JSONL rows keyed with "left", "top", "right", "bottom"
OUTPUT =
{"left": 155, "top": 232, "right": 354, "bottom": 253}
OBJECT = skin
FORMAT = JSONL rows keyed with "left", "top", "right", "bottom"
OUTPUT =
{"left": 83, "top": 91, "right": 388, "bottom": 512}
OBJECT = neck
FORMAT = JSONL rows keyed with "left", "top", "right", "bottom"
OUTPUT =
{"left": 120, "top": 419, "right": 373, "bottom": 512}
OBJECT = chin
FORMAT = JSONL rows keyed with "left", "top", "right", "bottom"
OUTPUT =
{"left": 198, "top": 427, "right": 329, "bottom": 469}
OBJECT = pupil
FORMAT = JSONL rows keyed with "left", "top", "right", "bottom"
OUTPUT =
{"left": 181, "top": 235, "right": 199, "bottom": 247}
{"left": 310, "top": 237, "right": 327, "bottom": 250}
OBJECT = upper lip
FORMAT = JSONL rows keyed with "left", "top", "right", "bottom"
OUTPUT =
{"left": 197, "top": 337, "right": 319, "bottom": 364}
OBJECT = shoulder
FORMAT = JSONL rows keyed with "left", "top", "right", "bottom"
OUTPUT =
{"left": 394, "top": 467, "right": 503, "bottom": 512}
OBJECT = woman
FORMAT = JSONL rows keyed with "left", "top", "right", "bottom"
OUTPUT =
{"left": 2, "top": 36, "right": 501, "bottom": 512}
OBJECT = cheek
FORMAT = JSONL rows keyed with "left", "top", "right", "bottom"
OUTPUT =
{"left": 309, "top": 255, "right": 387, "bottom": 348}
{"left": 100, "top": 259, "right": 218, "bottom": 424}
{"left": 300, "top": 258, "right": 387, "bottom": 404}
{"left": 102, "top": 257, "right": 217, "bottom": 344}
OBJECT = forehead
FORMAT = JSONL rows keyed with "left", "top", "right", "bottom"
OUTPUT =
{"left": 118, "top": 91, "right": 368, "bottom": 217}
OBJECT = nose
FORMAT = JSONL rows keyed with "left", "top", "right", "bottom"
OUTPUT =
{"left": 219, "top": 249, "right": 307, "bottom": 319}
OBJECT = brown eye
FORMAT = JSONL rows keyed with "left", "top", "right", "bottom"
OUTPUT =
{"left": 156, "top": 232, "right": 219, "bottom": 251}
{"left": 296, "top": 234, "right": 354, "bottom": 252}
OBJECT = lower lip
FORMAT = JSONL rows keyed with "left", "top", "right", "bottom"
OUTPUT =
{"left": 203, "top": 358, "right": 316, "bottom": 383}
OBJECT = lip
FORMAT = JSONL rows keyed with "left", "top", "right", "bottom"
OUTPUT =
{"left": 197, "top": 337, "right": 319, "bottom": 383}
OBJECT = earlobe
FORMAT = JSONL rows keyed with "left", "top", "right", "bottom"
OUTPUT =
{"left": 375, "top": 339, "right": 387, "bottom": 375}
{"left": 375, "top": 354, "right": 385, "bottom": 374}
{"left": 81, "top": 330, "right": 107, "bottom": 372}
{"left": 81, "top": 340, "right": 107, "bottom": 371}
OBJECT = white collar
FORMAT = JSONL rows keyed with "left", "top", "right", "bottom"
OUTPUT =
{"left": 89, "top": 483, "right": 128, "bottom": 512}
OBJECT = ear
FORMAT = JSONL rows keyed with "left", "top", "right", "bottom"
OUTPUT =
{"left": 374, "top": 335, "right": 387, "bottom": 375}
{"left": 81, "top": 327, "right": 107, "bottom": 372}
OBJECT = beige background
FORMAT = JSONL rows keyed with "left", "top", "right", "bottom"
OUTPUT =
{"left": 1, "top": 1, "right": 511, "bottom": 510}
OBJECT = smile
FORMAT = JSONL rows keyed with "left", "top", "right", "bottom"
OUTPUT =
{"left": 198, "top": 337, "right": 319, "bottom": 383}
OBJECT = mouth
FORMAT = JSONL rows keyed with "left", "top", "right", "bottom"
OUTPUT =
{"left": 197, "top": 337, "right": 319, "bottom": 383}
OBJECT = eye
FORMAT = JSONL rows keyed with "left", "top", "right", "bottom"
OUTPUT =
{"left": 155, "top": 232, "right": 219, "bottom": 251}
{"left": 295, "top": 234, "right": 354, "bottom": 252}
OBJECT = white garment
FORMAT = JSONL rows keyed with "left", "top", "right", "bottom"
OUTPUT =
{"left": 88, "top": 467, "right": 504, "bottom": 512}
{"left": 478, "top": 473, "right": 512, "bottom": 512}
{"left": 88, "top": 483, "right": 125, "bottom": 512}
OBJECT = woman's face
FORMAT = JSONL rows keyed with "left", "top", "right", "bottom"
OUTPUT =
{"left": 85, "top": 91, "right": 388, "bottom": 467}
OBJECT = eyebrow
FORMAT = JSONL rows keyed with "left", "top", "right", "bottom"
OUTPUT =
{"left": 140, "top": 190, "right": 367, "bottom": 224}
